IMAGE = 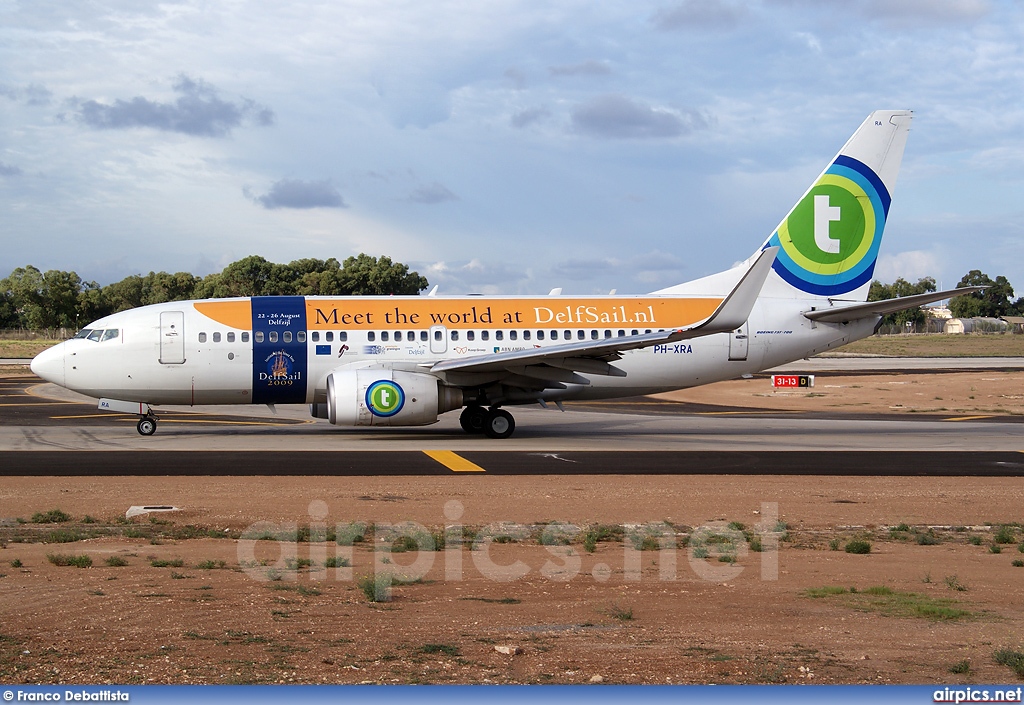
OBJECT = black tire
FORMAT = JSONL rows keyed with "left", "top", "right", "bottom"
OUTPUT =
{"left": 459, "top": 406, "right": 487, "bottom": 434}
{"left": 137, "top": 418, "right": 157, "bottom": 436}
{"left": 483, "top": 408, "right": 515, "bottom": 439}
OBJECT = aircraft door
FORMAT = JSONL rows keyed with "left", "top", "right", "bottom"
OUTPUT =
{"left": 429, "top": 325, "right": 447, "bottom": 354}
{"left": 159, "top": 311, "right": 186, "bottom": 364}
{"left": 728, "top": 322, "right": 749, "bottom": 361}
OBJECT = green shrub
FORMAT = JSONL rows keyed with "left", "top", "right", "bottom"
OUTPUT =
{"left": 949, "top": 660, "right": 971, "bottom": 674}
{"left": 324, "top": 557, "right": 350, "bottom": 568}
{"left": 828, "top": 538, "right": 840, "bottom": 551}
{"left": 844, "top": 540, "right": 871, "bottom": 554}
{"left": 968, "top": 535, "right": 982, "bottom": 545}
{"left": 994, "top": 525, "right": 1016, "bottom": 544}
{"left": 358, "top": 574, "right": 392, "bottom": 603}
{"left": 10, "top": 559, "right": 23, "bottom": 568}
{"left": 196, "top": 560, "right": 226, "bottom": 570}
{"left": 894, "top": 523, "right": 911, "bottom": 532}
{"left": 419, "top": 643, "right": 460, "bottom": 657}
{"left": 1011, "top": 559, "right": 1024, "bottom": 568}
{"left": 916, "top": 532, "right": 941, "bottom": 546}
{"left": 994, "top": 649, "right": 1024, "bottom": 678}
{"left": 990, "top": 545, "right": 1002, "bottom": 554}
{"left": 150, "top": 558, "right": 184, "bottom": 568}
{"left": 32, "top": 509, "right": 71, "bottom": 523}
{"left": 944, "top": 575, "right": 968, "bottom": 592}
{"left": 104, "top": 556, "right": 128, "bottom": 567}
{"left": 47, "top": 553, "right": 92, "bottom": 568}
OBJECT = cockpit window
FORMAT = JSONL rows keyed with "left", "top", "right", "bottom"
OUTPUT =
{"left": 100, "top": 329, "right": 119, "bottom": 342}
{"left": 74, "top": 329, "right": 92, "bottom": 339}
{"left": 86, "top": 330, "right": 104, "bottom": 342}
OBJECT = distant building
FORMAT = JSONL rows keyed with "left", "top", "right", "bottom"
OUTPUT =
{"left": 923, "top": 305, "right": 952, "bottom": 319}
{"left": 944, "top": 317, "right": 1010, "bottom": 334}
{"left": 1001, "top": 316, "right": 1024, "bottom": 333}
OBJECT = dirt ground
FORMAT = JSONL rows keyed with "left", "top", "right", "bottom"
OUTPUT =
{"left": 2, "top": 368, "right": 1024, "bottom": 685}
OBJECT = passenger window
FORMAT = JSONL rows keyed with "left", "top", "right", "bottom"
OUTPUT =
{"left": 451, "top": 331, "right": 459, "bottom": 341}
{"left": 198, "top": 332, "right": 207, "bottom": 343}
{"left": 604, "top": 330, "right": 612, "bottom": 339}
{"left": 618, "top": 330, "right": 625, "bottom": 337}
{"left": 631, "top": 329, "right": 638, "bottom": 336}
{"left": 101, "top": 329, "right": 119, "bottom": 342}
{"left": 563, "top": 330, "right": 571, "bottom": 340}
{"left": 283, "top": 331, "right": 292, "bottom": 343}
{"left": 213, "top": 332, "right": 221, "bottom": 343}
{"left": 509, "top": 330, "right": 517, "bottom": 341}
{"left": 537, "top": 330, "right": 545, "bottom": 340}
{"left": 420, "top": 331, "right": 427, "bottom": 342}
{"left": 367, "top": 332, "right": 375, "bottom": 342}
{"left": 467, "top": 331, "right": 475, "bottom": 341}
{"left": 434, "top": 330, "right": 442, "bottom": 341}
{"left": 645, "top": 329, "right": 652, "bottom": 334}
{"left": 395, "top": 331, "right": 402, "bottom": 341}
{"left": 591, "top": 330, "right": 598, "bottom": 340}
{"left": 381, "top": 331, "right": 389, "bottom": 342}
{"left": 339, "top": 332, "right": 348, "bottom": 342}
{"left": 227, "top": 332, "right": 236, "bottom": 343}
{"left": 577, "top": 330, "right": 585, "bottom": 340}
{"left": 326, "top": 331, "right": 334, "bottom": 342}
{"left": 243, "top": 332, "right": 251, "bottom": 343}
{"left": 551, "top": 330, "right": 558, "bottom": 340}
{"left": 523, "top": 330, "right": 531, "bottom": 340}
{"left": 495, "top": 331, "right": 503, "bottom": 341}
{"left": 311, "top": 331, "right": 320, "bottom": 342}
{"left": 481, "top": 331, "right": 489, "bottom": 341}
{"left": 269, "top": 331, "right": 278, "bottom": 343}
{"left": 408, "top": 331, "right": 415, "bottom": 342}
{"left": 297, "top": 331, "right": 306, "bottom": 343}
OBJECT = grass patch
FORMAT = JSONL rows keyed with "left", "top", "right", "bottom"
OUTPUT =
{"left": 1012, "top": 559, "right": 1024, "bottom": 568}
{"left": 419, "top": 643, "right": 460, "bottom": 657}
{"left": 31, "top": 509, "right": 71, "bottom": 523}
{"left": 46, "top": 528, "right": 91, "bottom": 543}
{"left": 994, "top": 649, "right": 1024, "bottom": 678}
{"left": 606, "top": 603, "right": 634, "bottom": 621}
{"left": 844, "top": 539, "right": 871, "bottom": 554}
{"left": 989, "top": 545, "right": 1003, "bottom": 554}
{"left": 10, "top": 559, "right": 22, "bottom": 568}
{"left": 324, "top": 556, "right": 350, "bottom": 568}
{"left": 46, "top": 553, "right": 92, "bottom": 568}
{"left": 994, "top": 525, "right": 1017, "bottom": 544}
{"left": 804, "top": 585, "right": 974, "bottom": 621}
{"left": 104, "top": 556, "right": 128, "bottom": 567}
{"left": 949, "top": 659, "right": 971, "bottom": 674}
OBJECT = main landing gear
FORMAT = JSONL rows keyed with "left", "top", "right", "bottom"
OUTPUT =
{"left": 136, "top": 413, "right": 158, "bottom": 436}
{"left": 459, "top": 405, "right": 515, "bottom": 439}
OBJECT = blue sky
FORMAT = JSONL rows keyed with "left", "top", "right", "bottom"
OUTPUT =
{"left": 1, "top": 0, "right": 1022, "bottom": 295}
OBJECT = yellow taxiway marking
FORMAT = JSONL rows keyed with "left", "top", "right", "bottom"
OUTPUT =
{"left": 696, "top": 410, "right": 801, "bottom": 416}
{"left": 944, "top": 415, "right": 996, "bottom": 422}
{"left": 423, "top": 450, "right": 486, "bottom": 473}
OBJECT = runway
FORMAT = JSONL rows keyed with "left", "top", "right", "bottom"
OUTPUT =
{"left": 1, "top": 376, "right": 1022, "bottom": 468}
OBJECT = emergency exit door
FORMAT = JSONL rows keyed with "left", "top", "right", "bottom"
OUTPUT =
{"left": 159, "top": 311, "right": 186, "bottom": 364}
{"left": 728, "top": 322, "right": 748, "bottom": 361}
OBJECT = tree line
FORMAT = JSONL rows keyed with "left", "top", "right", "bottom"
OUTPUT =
{"left": 868, "top": 270, "right": 1023, "bottom": 327}
{"left": 0, "top": 254, "right": 429, "bottom": 331}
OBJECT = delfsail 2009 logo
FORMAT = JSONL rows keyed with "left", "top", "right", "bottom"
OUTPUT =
{"left": 259, "top": 350, "right": 302, "bottom": 386}
{"left": 767, "top": 155, "right": 890, "bottom": 296}
{"left": 365, "top": 380, "right": 405, "bottom": 417}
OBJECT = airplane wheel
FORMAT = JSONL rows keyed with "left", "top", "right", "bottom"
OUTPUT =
{"left": 483, "top": 408, "right": 515, "bottom": 439}
{"left": 137, "top": 418, "right": 157, "bottom": 436}
{"left": 459, "top": 406, "right": 487, "bottom": 434}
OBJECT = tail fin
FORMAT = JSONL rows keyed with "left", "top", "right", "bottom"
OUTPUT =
{"left": 760, "top": 109, "right": 912, "bottom": 300}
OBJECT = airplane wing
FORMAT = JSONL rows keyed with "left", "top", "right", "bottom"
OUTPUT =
{"left": 803, "top": 286, "right": 988, "bottom": 324}
{"left": 429, "top": 247, "right": 778, "bottom": 387}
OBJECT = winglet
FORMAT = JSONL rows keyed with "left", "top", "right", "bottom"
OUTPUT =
{"left": 688, "top": 246, "right": 777, "bottom": 335}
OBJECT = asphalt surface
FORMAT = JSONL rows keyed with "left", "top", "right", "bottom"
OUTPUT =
{"left": 2, "top": 374, "right": 1023, "bottom": 472}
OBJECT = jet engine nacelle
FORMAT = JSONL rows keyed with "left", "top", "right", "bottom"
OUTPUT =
{"left": 325, "top": 369, "right": 463, "bottom": 427}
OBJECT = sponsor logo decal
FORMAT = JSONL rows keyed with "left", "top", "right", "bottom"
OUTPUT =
{"left": 315, "top": 344, "right": 331, "bottom": 356}
{"left": 365, "top": 380, "right": 405, "bottom": 417}
{"left": 766, "top": 155, "right": 890, "bottom": 296}
{"left": 259, "top": 350, "right": 302, "bottom": 386}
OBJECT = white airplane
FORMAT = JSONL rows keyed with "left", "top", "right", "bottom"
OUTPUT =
{"left": 31, "top": 110, "right": 981, "bottom": 439}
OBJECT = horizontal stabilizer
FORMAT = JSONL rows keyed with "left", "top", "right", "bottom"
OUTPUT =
{"left": 803, "top": 286, "right": 988, "bottom": 324}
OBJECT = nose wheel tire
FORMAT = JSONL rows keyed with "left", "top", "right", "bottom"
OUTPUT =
{"left": 459, "top": 406, "right": 488, "bottom": 434}
{"left": 483, "top": 408, "right": 515, "bottom": 439}
{"left": 137, "top": 417, "right": 157, "bottom": 436}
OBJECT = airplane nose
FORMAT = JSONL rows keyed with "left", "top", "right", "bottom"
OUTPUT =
{"left": 30, "top": 343, "right": 65, "bottom": 386}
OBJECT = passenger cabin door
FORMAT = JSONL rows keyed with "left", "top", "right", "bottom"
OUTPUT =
{"left": 159, "top": 311, "right": 186, "bottom": 364}
{"left": 728, "top": 322, "right": 749, "bottom": 361}
{"left": 429, "top": 325, "right": 447, "bottom": 354}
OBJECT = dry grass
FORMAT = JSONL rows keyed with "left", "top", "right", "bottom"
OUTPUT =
{"left": 833, "top": 333, "right": 1024, "bottom": 358}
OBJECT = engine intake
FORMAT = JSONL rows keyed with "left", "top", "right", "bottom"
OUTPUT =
{"left": 325, "top": 369, "right": 462, "bottom": 426}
